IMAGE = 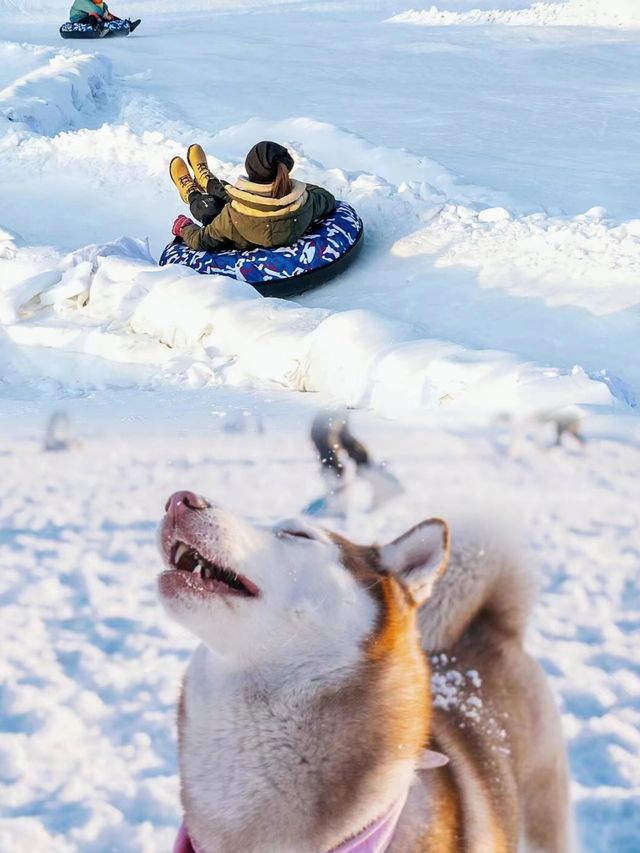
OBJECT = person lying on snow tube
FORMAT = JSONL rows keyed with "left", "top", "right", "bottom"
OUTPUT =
{"left": 169, "top": 141, "right": 336, "bottom": 253}
{"left": 69, "top": 0, "right": 140, "bottom": 31}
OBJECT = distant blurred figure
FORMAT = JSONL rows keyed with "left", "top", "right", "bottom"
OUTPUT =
{"left": 499, "top": 405, "right": 587, "bottom": 454}
{"left": 304, "top": 410, "right": 403, "bottom": 517}
{"left": 546, "top": 407, "right": 586, "bottom": 447}
{"left": 221, "top": 410, "right": 265, "bottom": 434}
{"left": 44, "top": 411, "right": 77, "bottom": 452}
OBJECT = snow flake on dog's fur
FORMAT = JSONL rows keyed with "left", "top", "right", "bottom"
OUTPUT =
{"left": 430, "top": 661, "right": 510, "bottom": 755}
{"left": 431, "top": 660, "right": 484, "bottom": 722}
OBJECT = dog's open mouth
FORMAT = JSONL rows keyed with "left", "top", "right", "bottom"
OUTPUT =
{"left": 164, "top": 540, "right": 259, "bottom": 598}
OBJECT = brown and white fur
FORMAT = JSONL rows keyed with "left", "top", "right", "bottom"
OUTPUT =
{"left": 157, "top": 491, "right": 570, "bottom": 853}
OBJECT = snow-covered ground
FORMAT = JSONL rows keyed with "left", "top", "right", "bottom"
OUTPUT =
{"left": 0, "top": 0, "right": 639, "bottom": 849}
{"left": 0, "top": 0, "right": 639, "bottom": 419}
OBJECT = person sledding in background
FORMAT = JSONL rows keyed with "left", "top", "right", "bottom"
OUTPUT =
{"left": 69, "top": 0, "right": 140, "bottom": 32}
{"left": 169, "top": 141, "right": 336, "bottom": 251}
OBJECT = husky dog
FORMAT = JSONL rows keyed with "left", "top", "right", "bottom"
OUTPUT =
{"left": 158, "top": 491, "right": 569, "bottom": 853}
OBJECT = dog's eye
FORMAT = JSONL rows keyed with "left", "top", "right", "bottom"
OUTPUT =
{"left": 278, "top": 529, "right": 314, "bottom": 541}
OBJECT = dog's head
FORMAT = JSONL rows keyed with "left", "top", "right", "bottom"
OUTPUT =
{"left": 158, "top": 490, "right": 450, "bottom": 668}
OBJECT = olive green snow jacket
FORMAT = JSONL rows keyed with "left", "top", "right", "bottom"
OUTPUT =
{"left": 180, "top": 177, "right": 336, "bottom": 253}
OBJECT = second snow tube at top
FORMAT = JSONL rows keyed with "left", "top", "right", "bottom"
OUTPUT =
{"left": 158, "top": 201, "right": 363, "bottom": 298}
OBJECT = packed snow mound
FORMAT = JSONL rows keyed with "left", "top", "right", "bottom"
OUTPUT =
{"left": 389, "top": 1, "right": 640, "bottom": 29}
{"left": 0, "top": 44, "right": 111, "bottom": 136}
{"left": 0, "top": 239, "right": 618, "bottom": 418}
{"left": 396, "top": 205, "right": 640, "bottom": 317}
{"left": 0, "top": 41, "right": 57, "bottom": 89}
{"left": 382, "top": 204, "right": 640, "bottom": 399}
{"left": 0, "top": 231, "right": 153, "bottom": 324}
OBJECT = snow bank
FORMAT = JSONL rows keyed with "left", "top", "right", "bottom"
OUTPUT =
{"left": 0, "top": 47, "right": 112, "bottom": 136}
{"left": 0, "top": 41, "right": 58, "bottom": 89}
{"left": 385, "top": 204, "right": 640, "bottom": 399}
{"left": 389, "top": 1, "right": 640, "bottom": 29}
{"left": 399, "top": 205, "right": 640, "bottom": 316}
{"left": 0, "top": 242, "right": 618, "bottom": 417}
{"left": 0, "top": 231, "right": 152, "bottom": 324}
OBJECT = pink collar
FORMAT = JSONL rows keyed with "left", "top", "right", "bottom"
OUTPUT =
{"left": 173, "top": 822, "right": 200, "bottom": 853}
{"left": 174, "top": 794, "right": 407, "bottom": 853}
{"left": 328, "top": 794, "right": 407, "bottom": 853}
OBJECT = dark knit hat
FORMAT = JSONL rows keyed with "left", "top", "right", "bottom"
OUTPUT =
{"left": 245, "top": 141, "right": 294, "bottom": 184}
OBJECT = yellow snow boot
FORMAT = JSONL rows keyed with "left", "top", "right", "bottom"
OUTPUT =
{"left": 170, "top": 156, "right": 198, "bottom": 204}
{"left": 187, "top": 144, "right": 215, "bottom": 192}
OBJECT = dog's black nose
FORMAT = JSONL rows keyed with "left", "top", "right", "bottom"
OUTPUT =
{"left": 165, "top": 491, "right": 210, "bottom": 515}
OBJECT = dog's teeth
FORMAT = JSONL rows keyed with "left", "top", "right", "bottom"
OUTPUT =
{"left": 173, "top": 542, "right": 189, "bottom": 566}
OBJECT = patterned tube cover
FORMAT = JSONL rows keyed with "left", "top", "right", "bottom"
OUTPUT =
{"left": 59, "top": 20, "right": 130, "bottom": 37}
{"left": 158, "top": 201, "right": 363, "bottom": 287}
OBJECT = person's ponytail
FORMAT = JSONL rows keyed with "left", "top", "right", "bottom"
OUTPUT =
{"left": 272, "top": 161, "right": 292, "bottom": 199}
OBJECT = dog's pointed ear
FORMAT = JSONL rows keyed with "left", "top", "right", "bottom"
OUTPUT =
{"left": 380, "top": 519, "right": 450, "bottom": 606}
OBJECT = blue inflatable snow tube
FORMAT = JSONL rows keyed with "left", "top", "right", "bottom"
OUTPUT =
{"left": 60, "top": 20, "right": 130, "bottom": 38}
{"left": 158, "top": 201, "right": 363, "bottom": 298}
